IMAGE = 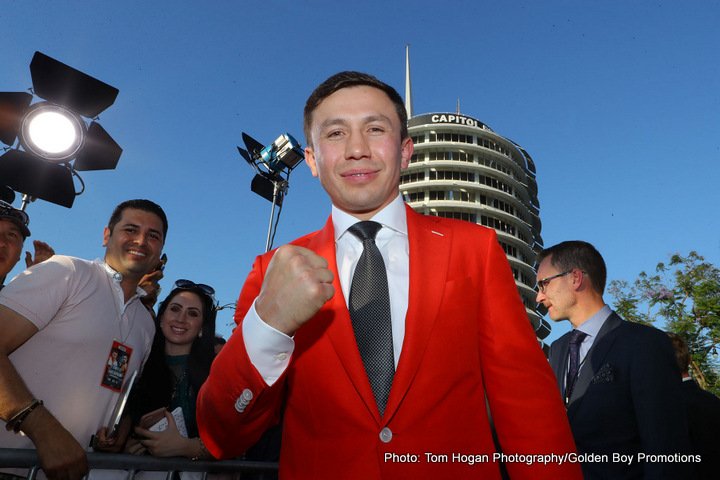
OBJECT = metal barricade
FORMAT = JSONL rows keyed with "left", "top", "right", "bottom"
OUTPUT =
{"left": 0, "top": 449, "right": 278, "bottom": 480}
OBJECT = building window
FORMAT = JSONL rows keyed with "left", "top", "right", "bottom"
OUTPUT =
{"left": 478, "top": 155, "right": 518, "bottom": 179}
{"left": 429, "top": 189, "right": 475, "bottom": 202}
{"left": 428, "top": 151, "right": 473, "bottom": 163}
{"left": 429, "top": 170, "right": 473, "bottom": 182}
{"left": 499, "top": 241, "right": 518, "bottom": 259}
{"left": 478, "top": 137, "right": 518, "bottom": 163}
{"left": 480, "top": 215, "right": 517, "bottom": 237}
{"left": 430, "top": 210, "right": 477, "bottom": 222}
{"left": 405, "top": 191, "right": 424, "bottom": 202}
{"left": 429, "top": 132, "right": 474, "bottom": 144}
{"left": 478, "top": 175, "right": 514, "bottom": 195}
{"left": 400, "top": 172, "right": 424, "bottom": 184}
{"left": 492, "top": 198, "right": 516, "bottom": 216}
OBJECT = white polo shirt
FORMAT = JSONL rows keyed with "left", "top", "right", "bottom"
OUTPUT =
{"left": 0, "top": 255, "right": 154, "bottom": 451}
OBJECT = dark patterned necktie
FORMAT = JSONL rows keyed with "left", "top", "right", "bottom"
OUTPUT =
{"left": 348, "top": 221, "right": 394, "bottom": 416}
{"left": 565, "top": 329, "right": 588, "bottom": 403}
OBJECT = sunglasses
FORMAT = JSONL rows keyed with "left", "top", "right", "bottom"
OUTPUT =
{"left": 0, "top": 201, "right": 29, "bottom": 227}
{"left": 174, "top": 279, "right": 217, "bottom": 305}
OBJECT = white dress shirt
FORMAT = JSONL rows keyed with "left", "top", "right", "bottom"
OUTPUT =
{"left": 243, "top": 194, "right": 410, "bottom": 385}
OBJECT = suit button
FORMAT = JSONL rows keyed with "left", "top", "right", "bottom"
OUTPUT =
{"left": 379, "top": 427, "right": 392, "bottom": 443}
{"left": 234, "top": 388, "right": 254, "bottom": 413}
{"left": 241, "top": 388, "right": 253, "bottom": 401}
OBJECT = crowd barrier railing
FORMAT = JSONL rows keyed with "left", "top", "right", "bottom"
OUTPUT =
{"left": 0, "top": 449, "right": 278, "bottom": 480}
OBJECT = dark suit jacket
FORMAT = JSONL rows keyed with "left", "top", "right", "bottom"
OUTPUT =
{"left": 549, "top": 313, "right": 692, "bottom": 479}
{"left": 680, "top": 379, "right": 720, "bottom": 479}
{"left": 199, "top": 206, "right": 581, "bottom": 479}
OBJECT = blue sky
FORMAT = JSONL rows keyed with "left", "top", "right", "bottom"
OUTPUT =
{"left": 2, "top": 0, "right": 719, "bottom": 342}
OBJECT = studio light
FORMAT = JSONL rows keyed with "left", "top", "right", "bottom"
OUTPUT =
{"left": 237, "top": 131, "right": 304, "bottom": 252}
{"left": 0, "top": 51, "right": 121, "bottom": 208}
{"left": 20, "top": 103, "right": 85, "bottom": 161}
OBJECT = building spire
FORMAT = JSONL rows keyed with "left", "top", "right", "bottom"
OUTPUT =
{"left": 405, "top": 44, "right": 413, "bottom": 118}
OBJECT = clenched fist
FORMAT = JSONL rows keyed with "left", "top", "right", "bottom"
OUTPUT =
{"left": 255, "top": 245, "right": 334, "bottom": 335}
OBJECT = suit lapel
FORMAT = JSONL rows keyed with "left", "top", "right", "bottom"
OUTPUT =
{"left": 567, "top": 313, "right": 623, "bottom": 415}
{"left": 306, "top": 209, "right": 453, "bottom": 423}
{"left": 384, "top": 207, "right": 451, "bottom": 419}
{"left": 305, "top": 217, "right": 381, "bottom": 421}
{"left": 550, "top": 336, "right": 570, "bottom": 393}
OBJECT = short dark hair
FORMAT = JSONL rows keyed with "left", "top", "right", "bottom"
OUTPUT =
{"left": 303, "top": 71, "right": 408, "bottom": 146}
{"left": 107, "top": 199, "right": 168, "bottom": 241}
{"left": 537, "top": 240, "right": 607, "bottom": 295}
{"left": 667, "top": 332, "right": 690, "bottom": 374}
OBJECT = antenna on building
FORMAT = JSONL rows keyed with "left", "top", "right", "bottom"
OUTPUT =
{"left": 405, "top": 44, "right": 413, "bottom": 118}
{"left": 456, "top": 98, "right": 461, "bottom": 114}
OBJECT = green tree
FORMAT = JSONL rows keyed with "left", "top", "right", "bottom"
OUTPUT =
{"left": 608, "top": 251, "right": 720, "bottom": 395}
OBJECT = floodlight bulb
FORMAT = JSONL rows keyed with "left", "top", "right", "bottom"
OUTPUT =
{"left": 19, "top": 103, "right": 85, "bottom": 162}
{"left": 27, "top": 111, "right": 78, "bottom": 154}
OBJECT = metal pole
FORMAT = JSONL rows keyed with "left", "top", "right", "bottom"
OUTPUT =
{"left": 265, "top": 180, "right": 280, "bottom": 253}
{"left": 20, "top": 194, "right": 33, "bottom": 212}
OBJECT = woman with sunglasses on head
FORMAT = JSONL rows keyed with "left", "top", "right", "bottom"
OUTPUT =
{"left": 125, "top": 279, "right": 217, "bottom": 460}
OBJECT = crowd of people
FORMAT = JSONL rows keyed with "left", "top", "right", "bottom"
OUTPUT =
{"left": 1, "top": 71, "right": 718, "bottom": 480}
{"left": 0, "top": 200, "right": 270, "bottom": 477}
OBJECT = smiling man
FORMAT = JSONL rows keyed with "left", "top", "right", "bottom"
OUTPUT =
{"left": 0, "top": 199, "right": 168, "bottom": 480}
{"left": 198, "top": 72, "right": 580, "bottom": 479}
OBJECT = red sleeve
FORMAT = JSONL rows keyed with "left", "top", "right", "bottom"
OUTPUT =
{"left": 196, "top": 253, "right": 286, "bottom": 459}
{"left": 475, "top": 230, "right": 581, "bottom": 478}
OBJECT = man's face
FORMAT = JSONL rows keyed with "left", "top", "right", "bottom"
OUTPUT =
{"left": 0, "top": 219, "right": 23, "bottom": 279}
{"left": 535, "top": 256, "right": 576, "bottom": 322}
{"left": 103, "top": 208, "right": 164, "bottom": 281}
{"left": 305, "top": 85, "right": 413, "bottom": 220}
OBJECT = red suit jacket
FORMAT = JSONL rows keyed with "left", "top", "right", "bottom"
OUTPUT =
{"left": 198, "top": 206, "right": 581, "bottom": 479}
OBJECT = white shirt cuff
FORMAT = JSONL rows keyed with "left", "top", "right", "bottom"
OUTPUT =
{"left": 242, "top": 299, "right": 294, "bottom": 386}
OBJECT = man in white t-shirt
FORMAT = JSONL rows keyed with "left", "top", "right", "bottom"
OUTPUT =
{"left": 0, "top": 199, "right": 168, "bottom": 480}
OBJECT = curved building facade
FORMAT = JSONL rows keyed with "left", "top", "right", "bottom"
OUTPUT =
{"left": 400, "top": 112, "right": 551, "bottom": 350}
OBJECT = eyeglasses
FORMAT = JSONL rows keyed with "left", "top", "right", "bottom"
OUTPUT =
{"left": 536, "top": 270, "right": 572, "bottom": 293}
{"left": 174, "top": 279, "right": 217, "bottom": 305}
{"left": 0, "top": 201, "right": 29, "bottom": 227}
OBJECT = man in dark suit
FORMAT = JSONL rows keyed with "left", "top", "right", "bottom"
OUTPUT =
{"left": 197, "top": 72, "right": 581, "bottom": 479}
{"left": 668, "top": 333, "right": 720, "bottom": 479}
{"left": 537, "top": 240, "right": 694, "bottom": 479}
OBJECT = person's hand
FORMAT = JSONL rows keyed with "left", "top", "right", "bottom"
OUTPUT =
{"left": 22, "top": 406, "right": 88, "bottom": 480}
{"left": 134, "top": 410, "right": 195, "bottom": 457}
{"left": 138, "top": 407, "right": 166, "bottom": 429}
{"left": 255, "top": 245, "right": 335, "bottom": 336}
{"left": 92, "top": 421, "right": 130, "bottom": 453}
{"left": 139, "top": 269, "right": 164, "bottom": 310}
{"left": 24, "top": 240, "right": 55, "bottom": 268}
{"left": 124, "top": 436, "right": 147, "bottom": 456}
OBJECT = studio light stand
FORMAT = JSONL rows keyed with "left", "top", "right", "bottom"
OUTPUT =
{"left": 237, "top": 132, "right": 303, "bottom": 252}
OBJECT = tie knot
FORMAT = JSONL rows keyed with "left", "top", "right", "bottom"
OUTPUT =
{"left": 348, "top": 221, "right": 382, "bottom": 242}
{"left": 569, "top": 329, "right": 588, "bottom": 345}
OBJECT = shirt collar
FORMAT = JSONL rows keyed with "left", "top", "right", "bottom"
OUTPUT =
{"left": 577, "top": 304, "right": 612, "bottom": 339}
{"left": 332, "top": 194, "right": 408, "bottom": 242}
{"left": 95, "top": 259, "right": 147, "bottom": 298}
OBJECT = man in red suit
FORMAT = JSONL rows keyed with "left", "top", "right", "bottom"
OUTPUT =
{"left": 197, "top": 71, "right": 581, "bottom": 479}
